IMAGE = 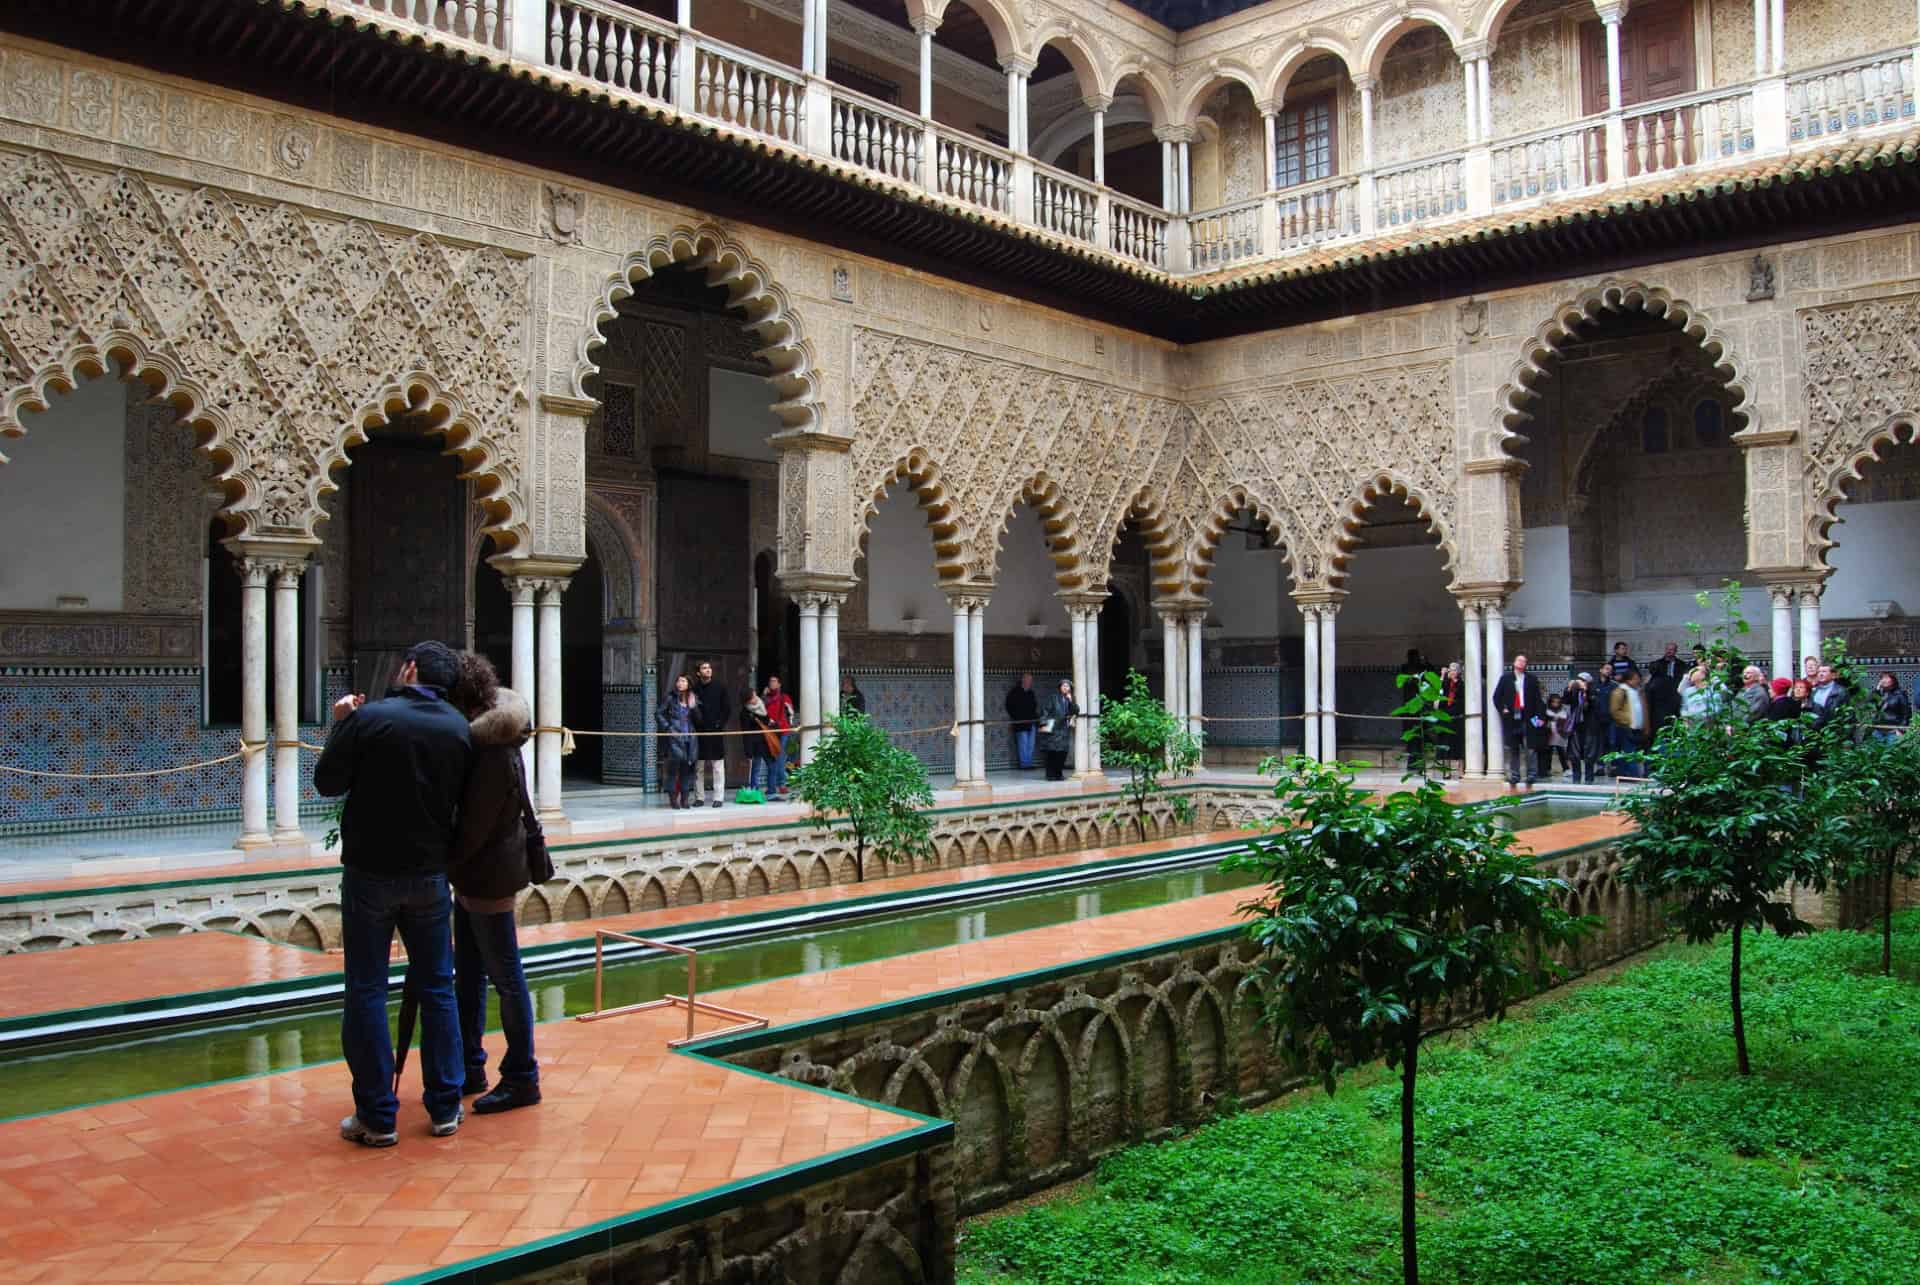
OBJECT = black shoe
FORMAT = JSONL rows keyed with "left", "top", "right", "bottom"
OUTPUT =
{"left": 473, "top": 1080, "right": 542, "bottom": 1114}
{"left": 463, "top": 1073, "right": 489, "bottom": 1096}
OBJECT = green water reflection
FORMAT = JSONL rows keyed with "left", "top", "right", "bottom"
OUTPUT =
{"left": 0, "top": 863, "right": 1258, "bottom": 1119}
{"left": 1478, "top": 797, "right": 1614, "bottom": 831}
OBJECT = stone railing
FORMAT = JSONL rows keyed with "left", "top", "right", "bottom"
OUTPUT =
{"left": 321, "top": 2, "right": 1920, "bottom": 278}
{"left": 714, "top": 834, "right": 1669, "bottom": 1216}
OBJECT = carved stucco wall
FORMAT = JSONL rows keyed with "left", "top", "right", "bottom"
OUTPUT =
{"left": 1373, "top": 27, "right": 1466, "bottom": 169}
{"left": 1709, "top": 0, "right": 1912, "bottom": 87}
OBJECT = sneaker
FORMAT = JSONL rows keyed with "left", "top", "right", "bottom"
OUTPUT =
{"left": 340, "top": 1114, "right": 398, "bottom": 1148}
{"left": 473, "top": 1080, "right": 542, "bottom": 1115}
{"left": 429, "top": 1106, "right": 463, "bottom": 1138}
{"left": 462, "top": 1073, "right": 489, "bottom": 1097}
{"left": 710, "top": 799, "right": 722, "bottom": 808}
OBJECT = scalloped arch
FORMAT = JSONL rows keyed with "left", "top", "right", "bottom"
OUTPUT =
{"left": 1325, "top": 470, "right": 1458, "bottom": 585}
{"left": 573, "top": 224, "right": 820, "bottom": 435}
{"left": 1492, "top": 281, "right": 1757, "bottom": 460}
{"left": 1184, "top": 482, "right": 1297, "bottom": 597}
{"left": 982, "top": 471, "right": 1089, "bottom": 591}
{"left": 1097, "top": 486, "right": 1185, "bottom": 599}
{"left": 1811, "top": 414, "right": 1920, "bottom": 565}
{"left": 857, "top": 446, "right": 968, "bottom": 582}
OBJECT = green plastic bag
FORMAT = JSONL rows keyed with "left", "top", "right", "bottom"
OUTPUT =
{"left": 735, "top": 787, "right": 767, "bottom": 805}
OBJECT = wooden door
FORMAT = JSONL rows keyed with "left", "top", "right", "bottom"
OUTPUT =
{"left": 1581, "top": 0, "right": 1699, "bottom": 176}
{"left": 1581, "top": 0, "right": 1697, "bottom": 114}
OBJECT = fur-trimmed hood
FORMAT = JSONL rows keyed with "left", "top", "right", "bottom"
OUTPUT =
{"left": 470, "top": 687, "right": 531, "bottom": 748}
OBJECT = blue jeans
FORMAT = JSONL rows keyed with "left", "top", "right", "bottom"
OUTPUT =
{"left": 750, "top": 736, "right": 789, "bottom": 793}
{"left": 340, "top": 868, "right": 464, "bottom": 1131}
{"left": 1014, "top": 727, "right": 1036, "bottom": 769}
{"left": 454, "top": 903, "right": 538, "bottom": 1087}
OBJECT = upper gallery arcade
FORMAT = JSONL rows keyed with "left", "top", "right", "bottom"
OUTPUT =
{"left": 0, "top": 0, "right": 1918, "bottom": 849}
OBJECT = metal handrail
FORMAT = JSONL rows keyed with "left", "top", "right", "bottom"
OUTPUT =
{"left": 575, "top": 929, "right": 769, "bottom": 1048}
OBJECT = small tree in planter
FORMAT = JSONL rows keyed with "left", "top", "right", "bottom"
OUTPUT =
{"left": 1823, "top": 719, "right": 1920, "bottom": 977}
{"left": 1099, "top": 669, "right": 1202, "bottom": 843}
{"left": 1229, "top": 676, "right": 1591, "bottom": 1285}
{"left": 1614, "top": 584, "right": 1841, "bottom": 1075}
{"left": 787, "top": 709, "right": 935, "bottom": 882}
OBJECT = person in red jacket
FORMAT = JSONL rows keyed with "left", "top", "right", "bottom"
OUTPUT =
{"left": 759, "top": 674, "right": 797, "bottom": 799}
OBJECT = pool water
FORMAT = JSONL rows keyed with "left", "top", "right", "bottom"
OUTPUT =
{"left": 0, "top": 861, "right": 1260, "bottom": 1119}
{"left": 1478, "top": 796, "right": 1618, "bottom": 830}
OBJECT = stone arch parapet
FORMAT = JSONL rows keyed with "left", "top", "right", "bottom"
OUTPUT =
{"left": 0, "top": 151, "right": 534, "bottom": 548}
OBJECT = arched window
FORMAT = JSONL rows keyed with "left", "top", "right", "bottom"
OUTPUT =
{"left": 1641, "top": 405, "right": 1669, "bottom": 454}
{"left": 1693, "top": 398, "right": 1724, "bottom": 446}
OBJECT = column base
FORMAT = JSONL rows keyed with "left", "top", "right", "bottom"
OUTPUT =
{"left": 234, "top": 829, "right": 277, "bottom": 850}
{"left": 952, "top": 779, "right": 994, "bottom": 802}
{"left": 270, "top": 825, "right": 308, "bottom": 845}
{"left": 1071, "top": 770, "right": 1108, "bottom": 790}
{"left": 536, "top": 808, "right": 571, "bottom": 835}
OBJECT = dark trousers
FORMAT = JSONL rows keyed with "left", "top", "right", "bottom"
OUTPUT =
{"left": 454, "top": 903, "right": 538, "bottom": 1088}
{"left": 340, "top": 869, "right": 463, "bottom": 1131}
{"left": 664, "top": 757, "right": 694, "bottom": 800}
{"left": 1569, "top": 724, "right": 1603, "bottom": 782}
{"left": 1044, "top": 749, "right": 1068, "bottom": 780}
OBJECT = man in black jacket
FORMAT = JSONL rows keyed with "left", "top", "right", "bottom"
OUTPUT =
{"left": 315, "top": 640, "right": 472, "bottom": 1147}
{"left": 690, "top": 660, "right": 732, "bottom": 808}
{"left": 1490, "top": 653, "right": 1545, "bottom": 787}
{"left": 1005, "top": 673, "right": 1039, "bottom": 770}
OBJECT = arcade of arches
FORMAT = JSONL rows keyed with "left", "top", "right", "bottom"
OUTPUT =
{"left": 2, "top": 40, "right": 1920, "bottom": 850}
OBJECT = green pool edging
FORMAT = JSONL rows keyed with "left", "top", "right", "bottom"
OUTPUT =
{"left": 386, "top": 1057, "right": 953, "bottom": 1285}
{"left": 0, "top": 838, "right": 1253, "bottom": 1038}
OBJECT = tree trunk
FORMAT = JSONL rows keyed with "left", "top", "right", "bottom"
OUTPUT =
{"left": 1884, "top": 852, "right": 1896, "bottom": 977}
{"left": 855, "top": 837, "right": 865, "bottom": 884}
{"left": 1731, "top": 917, "right": 1750, "bottom": 1076}
{"left": 1400, "top": 1029, "right": 1420, "bottom": 1285}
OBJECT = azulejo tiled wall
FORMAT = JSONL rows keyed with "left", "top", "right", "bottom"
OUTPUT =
{"left": 0, "top": 666, "right": 346, "bottom": 832}
{"left": 601, "top": 667, "right": 659, "bottom": 790}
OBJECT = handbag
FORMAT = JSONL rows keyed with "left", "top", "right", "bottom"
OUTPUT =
{"left": 513, "top": 752, "right": 554, "bottom": 885}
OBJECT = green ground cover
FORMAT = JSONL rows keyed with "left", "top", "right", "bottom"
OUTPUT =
{"left": 958, "top": 912, "right": 1920, "bottom": 1285}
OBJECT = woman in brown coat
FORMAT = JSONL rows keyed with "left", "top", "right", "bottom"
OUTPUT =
{"left": 447, "top": 653, "right": 541, "bottom": 1114}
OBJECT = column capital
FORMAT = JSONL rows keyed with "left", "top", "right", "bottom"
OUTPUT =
{"left": 907, "top": 12, "right": 941, "bottom": 35}
{"left": 1292, "top": 589, "right": 1348, "bottom": 611}
{"left": 1348, "top": 75, "right": 1376, "bottom": 96}
{"left": 999, "top": 53, "right": 1038, "bottom": 77}
{"left": 782, "top": 572, "right": 859, "bottom": 597}
{"left": 1454, "top": 590, "right": 1509, "bottom": 614}
{"left": 943, "top": 583, "right": 994, "bottom": 612}
{"left": 795, "top": 588, "right": 849, "bottom": 613}
{"left": 1152, "top": 123, "right": 1196, "bottom": 144}
{"left": 1591, "top": 0, "right": 1629, "bottom": 25}
{"left": 1255, "top": 97, "right": 1282, "bottom": 116}
{"left": 1081, "top": 93, "right": 1114, "bottom": 113}
{"left": 1454, "top": 39, "right": 1492, "bottom": 63}
{"left": 1058, "top": 589, "right": 1109, "bottom": 613}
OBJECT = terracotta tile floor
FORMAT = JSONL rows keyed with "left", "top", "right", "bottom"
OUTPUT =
{"left": 0, "top": 883, "right": 1261, "bottom": 1283}
{"left": 0, "top": 796, "right": 1625, "bottom": 1283}
{"left": 0, "top": 831, "right": 1248, "bottom": 1024}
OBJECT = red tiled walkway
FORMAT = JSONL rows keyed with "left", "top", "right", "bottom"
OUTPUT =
{"left": 0, "top": 885, "right": 1259, "bottom": 1282}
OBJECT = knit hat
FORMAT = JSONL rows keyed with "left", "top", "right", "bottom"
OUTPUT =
{"left": 1771, "top": 678, "right": 1792, "bottom": 697}
{"left": 1577, "top": 672, "right": 1594, "bottom": 683}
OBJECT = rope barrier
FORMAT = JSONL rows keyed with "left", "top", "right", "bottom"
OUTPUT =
{"left": 0, "top": 739, "right": 263, "bottom": 780}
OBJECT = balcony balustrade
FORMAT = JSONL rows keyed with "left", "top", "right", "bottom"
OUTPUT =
{"left": 328, "top": 1, "right": 1920, "bottom": 279}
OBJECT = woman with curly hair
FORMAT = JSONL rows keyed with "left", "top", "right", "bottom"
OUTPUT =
{"left": 446, "top": 652, "right": 541, "bottom": 1114}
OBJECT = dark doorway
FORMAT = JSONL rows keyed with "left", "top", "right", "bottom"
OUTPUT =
{"left": 1098, "top": 589, "right": 1132, "bottom": 703}
{"left": 206, "top": 521, "right": 311, "bottom": 726}
{"left": 347, "top": 427, "right": 467, "bottom": 696}
{"left": 472, "top": 538, "right": 511, "bottom": 684}
{"left": 658, "top": 470, "right": 751, "bottom": 782}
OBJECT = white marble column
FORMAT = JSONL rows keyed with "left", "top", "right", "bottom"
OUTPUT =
{"left": 1160, "top": 137, "right": 1176, "bottom": 210}
{"left": 950, "top": 595, "right": 975, "bottom": 785}
{"left": 812, "top": 0, "right": 828, "bottom": 79}
{"left": 798, "top": 594, "right": 822, "bottom": 761}
{"left": 1462, "top": 599, "right": 1485, "bottom": 778}
{"left": 968, "top": 599, "right": 987, "bottom": 783}
{"left": 1161, "top": 608, "right": 1185, "bottom": 727}
{"left": 1463, "top": 56, "right": 1481, "bottom": 144}
{"left": 1090, "top": 101, "right": 1108, "bottom": 185}
{"left": 1300, "top": 603, "right": 1321, "bottom": 762}
{"left": 1752, "top": 0, "right": 1769, "bottom": 76}
{"left": 1318, "top": 603, "right": 1338, "bottom": 762}
{"left": 1769, "top": 586, "right": 1795, "bottom": 681}
{"left": 800, "top": 0, "right": 817, "bottom": 75}
{"left": 1769, "top": 0, "right": 1784, "bottom": 72}
{"left": 506, "top": 577, "right": 538, "bottom": 783}
{"left": 237, "top": 556, "right": 271, "bottom": 847}
{"left": 912, "top": 15, "right": 935, "bottom": 118}
{"left": 1085, "top": 605, "right": 1102, "bottom": 776}
{"left": 270, "top": 560, "right": 307, "bottom": 842}
{"left": 1798, "top": 584, "right": 1823, "bottom": 672}
{"left": 1185, "top": 609, "right": 1204, "bottom": 746}
{"left": 1484, "top": 597, "right": 1507, "bottom": 779}
{"left": 1176, "top": 138, "right": 1192, "bottom": 212}
{"left": 1005, "top": 67, "right": 1024, "bottom": 153}
{"left": 819, "top": 593, "right": 843, "bottom": 724}
{"left": 1603, "top": 10, "right": 1625, "bottom": 113}
{"left": 536, "top": 579, "right": 566, "bottom": 821}
{"left": 1069, "top": 604, "right": 1093, "bottom": 775}
{"left": 1260, "top": 106, "right": 1278, "bottom": 190}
